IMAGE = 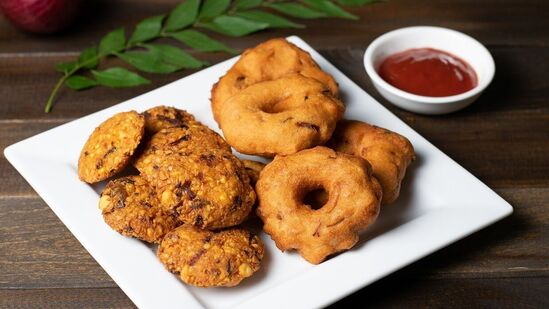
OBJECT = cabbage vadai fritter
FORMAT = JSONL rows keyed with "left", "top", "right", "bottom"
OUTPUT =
{"left": 158, "top": 225, "right": 264, "bottom": 287}
{"left": 78, "top": 111, "right": 145, "bottom": 183}
{"left": 99, "top": 175, "right": 179, "bottom": 243}
{"left": 142, "top": 105, "right": 199, "bottom": 133}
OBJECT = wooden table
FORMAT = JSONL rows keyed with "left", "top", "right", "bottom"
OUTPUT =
{"left": 1, "top": 1, "right": 547, "bottom": 307}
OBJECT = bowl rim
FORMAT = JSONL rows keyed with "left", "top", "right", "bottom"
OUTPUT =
{"left": 364, "top": 25, "right": 495, "bottom": 104}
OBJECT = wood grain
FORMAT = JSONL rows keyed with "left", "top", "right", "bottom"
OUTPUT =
{"left": 0, "top": 0, "right": 547, "bottom": 54}
{"left": 0, "top": 278, "right": 547, "bottom": 309}
{"left": 0, "top": 196, "right": 114, "bottom": 289}
{"left": 0, "top": 288, "right": 134, "bottom": 309}
{"left": 1, "top": 0, "right": 548, "bottom": 307}
{"left": 330, "top": 276, "right": 549, "bottom": 308}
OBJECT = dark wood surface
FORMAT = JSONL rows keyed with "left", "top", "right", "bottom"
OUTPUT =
{"left": 1, "top": 0, "right": 548, "bottom": 308}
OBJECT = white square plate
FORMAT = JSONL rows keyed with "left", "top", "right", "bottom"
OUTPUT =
{"left": 5, "top": 36, "right": 512, "bottom": 309}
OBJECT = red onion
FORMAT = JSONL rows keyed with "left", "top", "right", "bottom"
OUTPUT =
{"left": 0, "top": 0, "right": 81, "bottom": 34}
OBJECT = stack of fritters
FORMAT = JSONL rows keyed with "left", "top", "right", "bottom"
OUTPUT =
{"left": 78, "top": 105, "right": 264, "bottom": 287}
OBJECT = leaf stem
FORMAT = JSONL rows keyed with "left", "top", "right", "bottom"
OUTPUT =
{"left": 44, "top": 55, "right": 102, "bottom": 113}
{"left": 44, "top": 74, "right": 69, "bottom": 113}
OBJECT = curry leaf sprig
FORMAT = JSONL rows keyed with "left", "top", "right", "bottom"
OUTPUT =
{"left": 45, "top": 0, "right": 378, "bottom": 112}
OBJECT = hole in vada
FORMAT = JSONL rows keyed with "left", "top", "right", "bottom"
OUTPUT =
{"left": 235, "top": 75, "right": 246, "bottom": 88}
{"left": 262, "top": 97, "right": 292, "bottom": 114}
{"left": 303, "top": 187, "right": 329, "bottom": 210}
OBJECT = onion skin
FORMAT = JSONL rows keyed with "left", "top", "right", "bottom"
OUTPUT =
{"left": 0, "top": 0, "right": 81, "bottom": 34}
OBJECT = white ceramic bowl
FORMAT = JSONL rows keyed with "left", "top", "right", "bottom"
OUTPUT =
{"left": 364, "top": 26, "right": 495, "bottom": 115}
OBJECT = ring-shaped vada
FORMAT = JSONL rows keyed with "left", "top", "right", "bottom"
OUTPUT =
{"left": 217, "top": 75, "right": 345, "bottom": 157}
{"left": 256, "top": 147, "right": 382, "bottom": 264}
{"left": 211, "top": 38, "right": 339, "bottom": 122}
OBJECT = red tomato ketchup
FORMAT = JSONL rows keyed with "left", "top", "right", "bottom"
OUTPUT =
{"left": 378, "top": 48, "right": 477, "bottom": 97}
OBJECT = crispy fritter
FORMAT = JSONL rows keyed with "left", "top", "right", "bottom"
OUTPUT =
{"left": 211, "top": 38, "right": 339, "bottom": 122}
{"left": 78, "top": 111, "right": 145, "bottom": 183}
{"left": 134, "top": 126, "right": 254, "bottom": 229}
{"left": 99, "top": 175, "right": 179, "bottom": 243}
{"left": 326, "top": 120, "right": 415, "bottom": 204}
{"left": 256, "top": 147, "right": 382, "bottom": 264}
{"left": 138, "top": 149, "right": 255, "bottom": 229}
{"left": 142, "top": 105, "right": 199, "bottom": 133}
{"left": 134, "top": 125, "right": 232, "bottom": 171}
{"left": 242, "top": 160, "right": 265, "bottom": 186}
{"left": 217, "top": 74, "right": 345, "bottom": 157}
{"left": 158, "top": 225, "right": 264, "bottom": 287}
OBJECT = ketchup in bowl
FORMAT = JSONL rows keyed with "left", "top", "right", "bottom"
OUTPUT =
{"left": 378, "top": 48, "right": 477, "bottom": 97}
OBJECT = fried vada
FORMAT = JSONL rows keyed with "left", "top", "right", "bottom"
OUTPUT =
{"left": 326, "top": 120, "right": 415, "bottom": 204}
{"left": 99, "top": 175, "right": 179, "bottom": 243}
{"left": 158, "top": 225, "right": 264, "bottom": 287}
{"left": 217, "top": 74, "right": 345, "bottom": 157}
{"left": 134, "top": 125, "right": 231, "bottom": 172}
{"left": 211, "top": 38, "right": 338, "bottom": 122}
{"left": 142, "top": 105, "right": 199, "bottom": 133}
{"left": 78, "top": 111, "right": 145, "bottom": 183}
{"left": 134, "top": 119, "right": 255, "bottom": 229}
{"left": 242, "top": 160, "right": 265, "bottom": 186}
{"left": 256, "top": 147, "right": 382, "bottom": 264}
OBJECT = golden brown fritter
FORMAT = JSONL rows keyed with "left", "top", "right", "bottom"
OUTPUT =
{"left": 217, "top": 74, "right": 345, "bottom": 157}
{"left": 99, "top": 175, "right": 179, "bottom": 243}
{"left": 133, "top": 125, "right": 254, "bottom": 229}
{"left": 256, "top": 147, "right": 382, "bottom": 264}
{"left": 142, "top": 105, "right": 199, "bottom": 133}
{"left": 157, "top": 225, "right": 264, "bottom": 287}
{"left": 211, "top": 38, "right": 339, "bottom": 122}
{"left": 134, "top": 125, "right": 232, "bottom": 171}
{"left": 78, "top": 111, "right": 145, "bottom": 183}
{"left": 326, "top": 120, "right": 415, "bottom": 204}
{"left": 138, "top": 149, "right": 255, "bottom": 229}
{"left": 242, "top": 160, "right": 265, "bottom": 186}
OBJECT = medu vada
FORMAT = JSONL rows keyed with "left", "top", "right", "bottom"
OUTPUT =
{"left": 326, "top": 120, "right": 415, "bottom": 204}
{"left": 256, "top": 146, "right": 382, "bottom": 264}
{"left": 158, "top": 225, "right": 264, "bottom": 287}
{"left": 211, "top": 38, "right": 339, "bottom": 122}
{"left": 217, "top": 74, "right": 345, "bottom": 157}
